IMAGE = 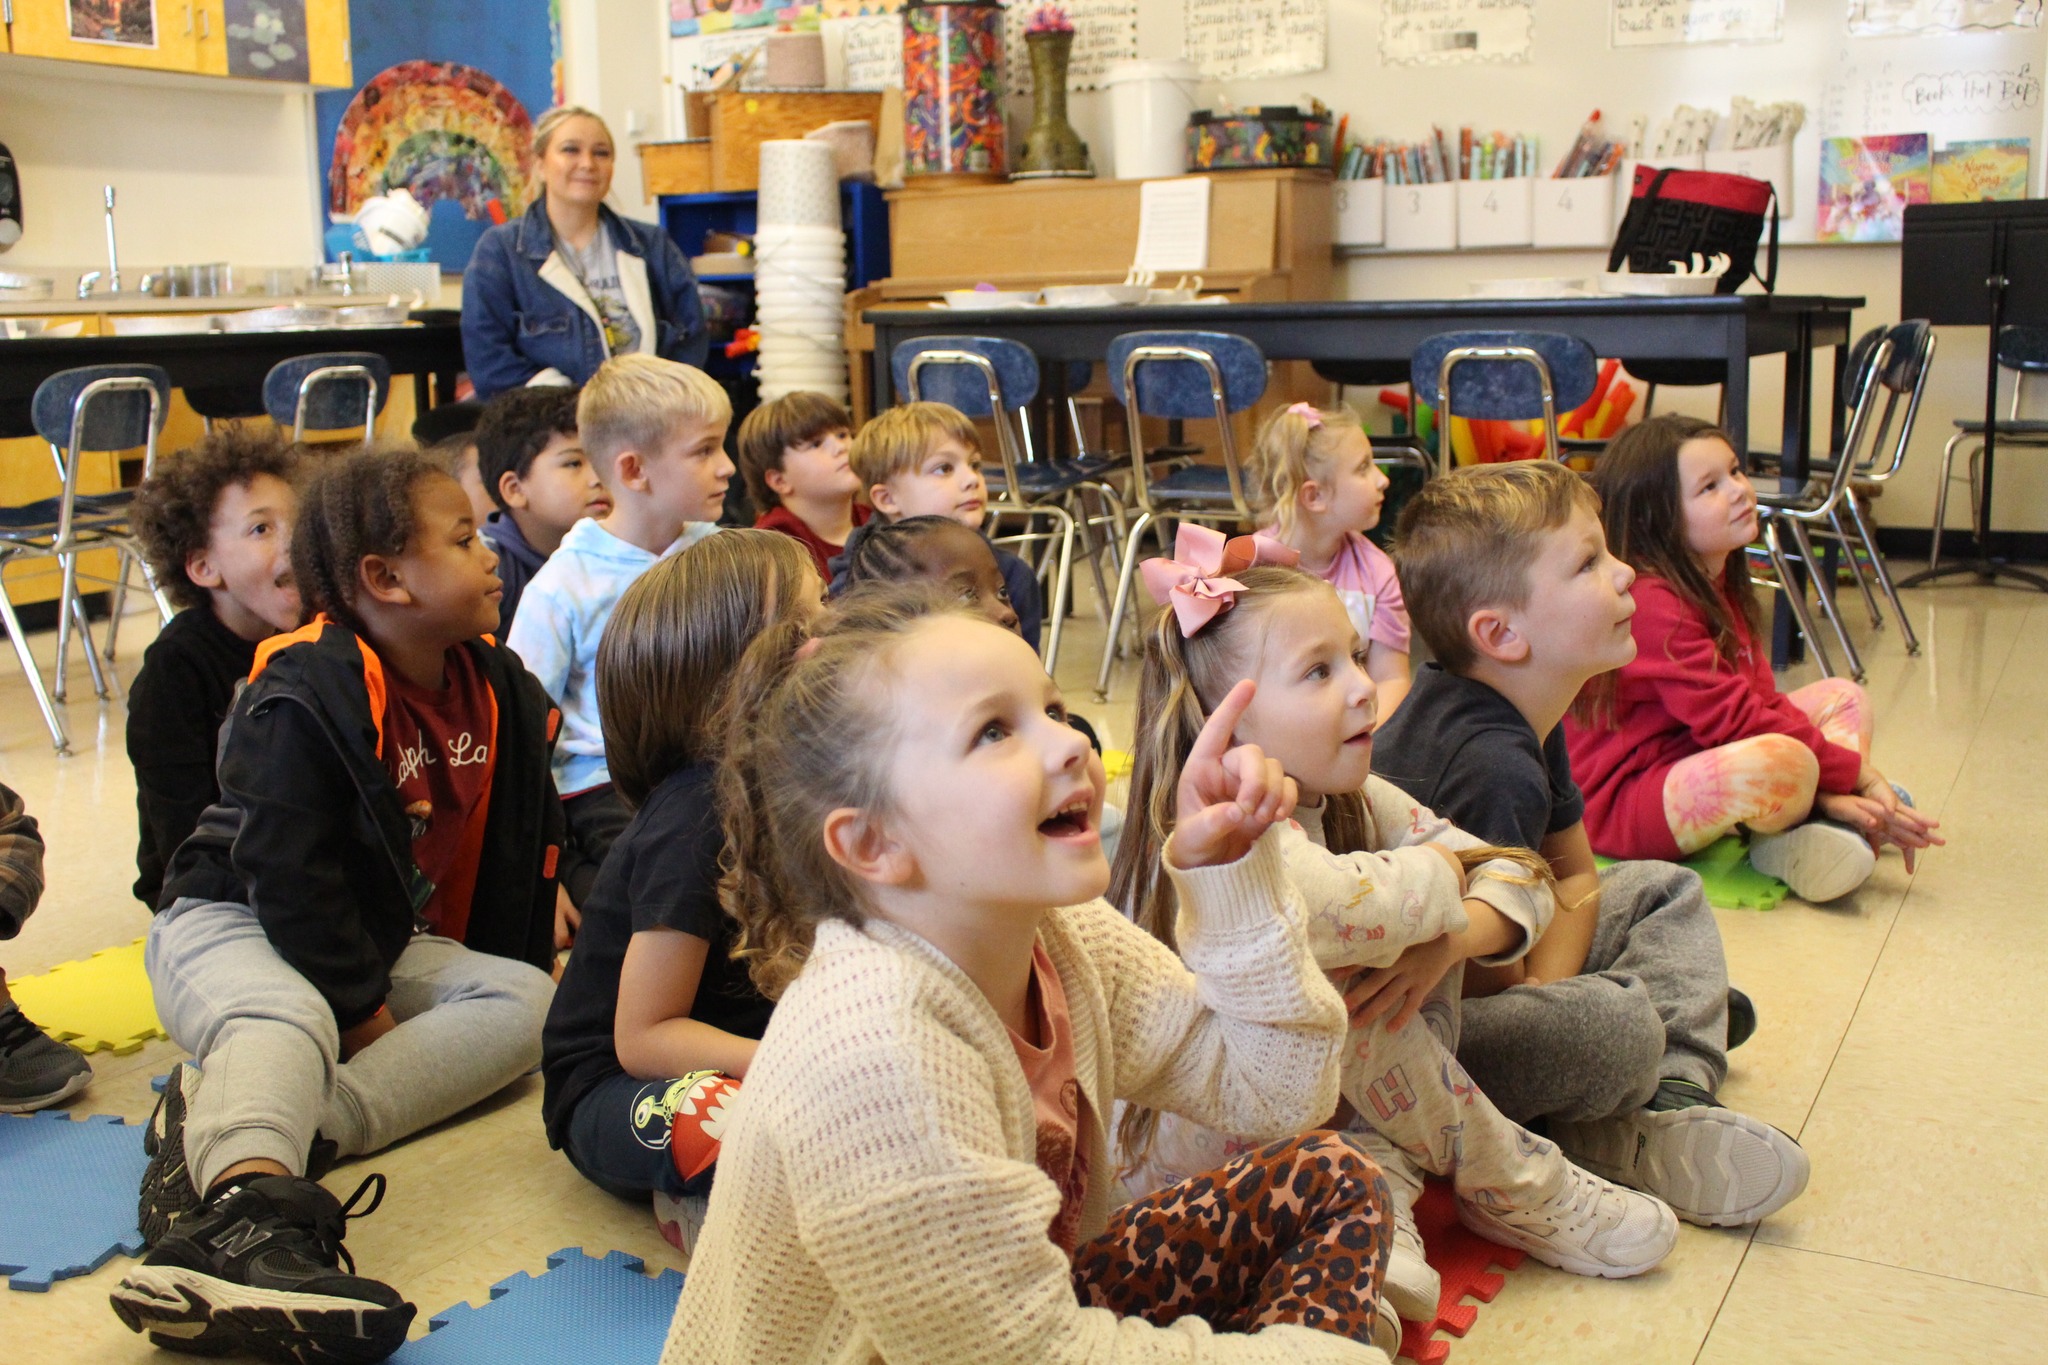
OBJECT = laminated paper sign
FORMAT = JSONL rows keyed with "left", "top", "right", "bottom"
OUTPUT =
{"left": 1185, "top": 0, "right": 1326, "bottom": 80}
{"left": 1612, "top": 0, "right": 1783, "bottom": 46}
{"left": 1849, "top": 1, "right": 2042, "bottom": 36}
{"left": 1382, "top": 0, "right": 1534, "bottom": 66}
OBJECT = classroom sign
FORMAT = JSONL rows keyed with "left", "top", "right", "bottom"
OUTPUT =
{"left": 1611, "top": 0, "right": 1784, "bottom": 47}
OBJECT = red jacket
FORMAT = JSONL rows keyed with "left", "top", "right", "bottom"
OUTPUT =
{"left": 1564, "top": 575, "right": 1862, "bottom": 859}
{"left": 754, "top": 502, "right": 871, "bottom": 582}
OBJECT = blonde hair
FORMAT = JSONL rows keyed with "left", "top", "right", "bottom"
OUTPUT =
{"left": 1245, "top": 403, "right": 1368, "bottom": 539}
{"left": 1108, "top": 567, "right": 1549, "bottom": 1172}
{"left": 597, "top": 529, "right": 816, "bottom": 808}
{"left": 850, "top": 402, "right": 980, "bottom": 492}
{"left": 577, "top": 354, "right": 733, "bottom": 473}
{"left": 719, "top": 582, "right": 976, "bottom": 998}
{"left": 1394, "top": 460, "right": 1602, "bottom": 673}
{"left": 533, "top": 106, "right": 613, "bottom": 160}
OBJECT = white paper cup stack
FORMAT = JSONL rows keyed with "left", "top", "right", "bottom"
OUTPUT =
{"left": 755, "top": 140, "right": 849, "bottom": 402}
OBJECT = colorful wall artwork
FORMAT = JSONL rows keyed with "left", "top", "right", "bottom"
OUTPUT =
{"left": 225, "top": 0, "right": 311, "bottom": 82}
{"left": 1932, "top": 139, "right": 2031, "bottom": 201}
{"left": 1818, "top": 133, "right": 1932, "bottom": 242}
{"left": 69, "top": 0, "right": 155, "bottom": 46}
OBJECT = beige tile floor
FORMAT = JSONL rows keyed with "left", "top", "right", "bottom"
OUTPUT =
{"left": 2, "top": 582, "right": 2044, "bottom": 1363}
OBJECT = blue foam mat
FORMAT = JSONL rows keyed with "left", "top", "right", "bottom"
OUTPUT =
{"left": 0, "top": 1110, "right": 147, "bottom": 1291}
{"left": 391, "top": 1247, "right": 685, "bottom": 1364}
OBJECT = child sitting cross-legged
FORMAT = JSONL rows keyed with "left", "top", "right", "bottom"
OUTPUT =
{"left": 1112, "top": 527, "right": 1677, "bottom": 1326}
{"left": 1564, "top": 415, "right": 1942, "bottom": 901}
{"left": 737, "top": 390, "right": 870, "bottom": 580}
{"left": 1373, "top": 461, "right": 1810, "bottom": 1229}
{"left": 1, "top": 782, "right": 93, "bottom": 1112}
{"left": 127, "top": 428, "right": 303, "bottom": 908}
{"left": 474, "top": 385, "right": 611, "bottom": 632}
{"left": 661, "top": 582, "right": 1403, "bottom": 1364}
{"left": 828, "top": 401, "right": 1044, "bottom": 652}
{"left": 1245, "top": 402, "right": 1413, "bottom": 716}
{"left": 507, "top": 354, "right": 734, "bottom": 887}
{"left": 541, "top": 529, "right": 822, "bottom": 1254}
{"left": 111, "top": 447, "right": 564, "bottom": 1365}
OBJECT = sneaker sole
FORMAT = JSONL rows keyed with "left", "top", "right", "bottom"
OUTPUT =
{"left": 140, "top": 1065, "right": 202, "bottom": 1247}
{"left": 0, "top": 1065, "right": 92, "bottom": 1113}
{"left": 110, "top": 1264, "right": 414, "bottom": 1365}
{"left": 1751, "top": 825, "right": 1876, "bottom": 903}
{"left": 1552, "top": 1106, "right": 1810, "bottom": 1228}
{"left": 651, "top": 1190, "right": 709, "bottom": 1258}
{"left": 1454, "top": 1198, "right": 1678, "bottom": 1279}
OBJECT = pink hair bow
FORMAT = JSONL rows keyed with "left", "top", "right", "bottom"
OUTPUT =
{"left": 1139, "top": 524, "right": 1302, "bottom": 637}
{"left": 1286, "top": 401, "right": 1323, "bottom": 428}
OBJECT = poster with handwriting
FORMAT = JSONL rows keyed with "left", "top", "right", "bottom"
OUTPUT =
{"left": 1185, "top": 0, "right": 1325, "bottom": 80}
{"left": 1005, "top": 0, "right": 1139, "bottom": 94}
{"left": 1848, "top": 0, "right": 2043, "bottom": 35}
{"left": 825, "top": 15, "right": 903, "bottom": 90}
{"left": 1612, "top": 0, "right": 1783, "bottom": 46}
{"left": 1381, "top": 0, "right": 1534, "bottom": 66}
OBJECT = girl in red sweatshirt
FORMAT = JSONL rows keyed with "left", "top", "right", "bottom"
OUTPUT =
{"left": 1564, "top": 416, "right": 1940, "bottom": 902}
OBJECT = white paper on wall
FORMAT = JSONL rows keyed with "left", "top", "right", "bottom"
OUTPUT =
{"left": 1004, "top": 1, "right": 1140, "bottom": 95}
{"left": 670, "top": 31, "right": 773, "bottom": 92}
{"left": 1612, "top": 0, "right": 1784, "bottom": 46}
{"left": 1381, "top": 0, "right": 1535, "bottom": 66}
{"left": 1848, "top": 1, "right": 2043, "bottom": 35}
{"left": 1134, "top": 177, "right": 1211, "bottom": 273}
{"left": 824, "top": 15, "right": 904, "bottom": 91}
{"left": 1184, "top": 0, "right": 1326, "bottom": 81}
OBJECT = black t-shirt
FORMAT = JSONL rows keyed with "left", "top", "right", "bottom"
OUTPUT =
{"left": 539, "top": 761, "right": 773, "bottom": 1147}
{"left": 1372, "top": 663, "right": 1585, "bottom": 852}
{"left": 127, "top": 607, "right": 260, "bottom": 907}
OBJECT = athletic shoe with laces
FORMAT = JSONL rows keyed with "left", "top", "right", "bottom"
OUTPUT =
{"left": 1370, "top": 1295, "right": 1402, "bottom": 1357}
{"left": 1749, "top": 819, "right": 1876, "bottom": 902}
{"left": 1549, "top": 1079, "right": 1810, "bottom": 1228}
{"left": 1383, "top": 1194, "right": 1441, "bottom": 1321}
{"left": 1455, "top": 1160, "right": 1677, "bottom": 1279}
{"left": 109, "top": 1172, "right": 415, "bottom": 1364}
{"left": 0, "top": 1001, "right": 91, "bottom": 1112}
{"left": 140, "top": 1062, "right": 203, "bottom": 1246}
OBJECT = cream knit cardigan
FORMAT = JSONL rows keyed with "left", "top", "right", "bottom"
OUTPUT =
{"left": 659, "top": 828, "right": 1381, "bottom": 1364}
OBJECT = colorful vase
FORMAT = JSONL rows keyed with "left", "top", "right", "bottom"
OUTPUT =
{"left": 1016, "top": 30, "right": 1093, "bottom": 179}
{"left": 902, "top": 1, "right": 1005, "bottom": 179}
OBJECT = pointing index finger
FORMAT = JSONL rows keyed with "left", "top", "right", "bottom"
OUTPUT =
{"left": 1189, "top": 679, "right": 1257, "bottom": 768}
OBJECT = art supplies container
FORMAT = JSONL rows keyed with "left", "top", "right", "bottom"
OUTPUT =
{"left": 1103, "top": 59, "right": 1202, "bottom": 180}
{"left": 1533, "top": 174, "right": 1617, "bottom": 248}
{"left": 1704, "top": 143, "right": 1794, "bottom": 219}
{"left": 1334, "top": 177, "right": 1386, "bottom": 247}
{"left": 1384, "top": 180, "right": 1457, "bottom": 252}
{"left": 1186, "top": 107, "right": 1333, "bottom": 171}
{"left": 1457, "top": 176, "right": 1535, "bottom": 248}
{"left": 902, "top": 0, "right": 1006, "bottom": 180}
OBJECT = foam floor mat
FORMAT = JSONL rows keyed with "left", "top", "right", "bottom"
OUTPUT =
{"left": 7, "top": 938, "right": 166, "bottom": 1055}
{"left": 0, "top": 1110, "right": 148, "bottom": 1291}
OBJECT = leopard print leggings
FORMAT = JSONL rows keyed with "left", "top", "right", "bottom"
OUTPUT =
{"left": 1071, "top": 1131, "right": 1392, "bottom": 1344}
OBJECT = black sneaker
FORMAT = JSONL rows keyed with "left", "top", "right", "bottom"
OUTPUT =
{"left": 0, "top": 1001, "right": 92, "bottom": 1112}
{"left": 1727, "top": 988, "right": 1757, "bottom": 1051}
{"left": 140, "top": 1062, "right": 203, "bottom": 1246}
{"left": 109, "top": 1172, "right": 415, "bottom": 1364}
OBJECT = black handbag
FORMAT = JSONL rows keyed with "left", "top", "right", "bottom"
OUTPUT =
{"left": 1609, "top": 165, "right": 1779, "bottom": 293}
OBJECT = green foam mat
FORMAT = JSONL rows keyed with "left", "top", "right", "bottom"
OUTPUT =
{"left": 1599, "top": 836, "right": 1790, "bottom": 911}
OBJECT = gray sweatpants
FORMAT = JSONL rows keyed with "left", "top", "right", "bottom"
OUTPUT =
{"left": 147, "top": 897, "right": 553, "bottom": 1194}
{"left": 1457, "top": 860, "right": 1728, "bottom": 1126}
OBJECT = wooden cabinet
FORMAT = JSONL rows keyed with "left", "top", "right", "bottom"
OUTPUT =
{"left": 6, "top": 0, "right": 352, "bottom": 87}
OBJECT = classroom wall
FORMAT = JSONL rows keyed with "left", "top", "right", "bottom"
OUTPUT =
{"left": 559, "top": 0, "right": 667, "bottom": 219}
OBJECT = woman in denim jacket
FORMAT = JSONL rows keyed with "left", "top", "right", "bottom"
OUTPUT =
{"left": 463, "top": 107, "right": 709, "bottom": 400}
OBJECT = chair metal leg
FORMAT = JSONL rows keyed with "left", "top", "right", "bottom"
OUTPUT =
{"left": 1038, "top": 504, "right": 1077, "bottom": 674}
{"left": 1846, "top": 487, "right": 1920, "bottom": 656}
{"left": 1828, "top": 506, "right": 1883, "bottom": 629}
{"left": 1929, "top": 432, "right": 1969, "bottom": 571}
{"left": 52, "top": 553, "right": 77, "bottom": 703}
{"left": 0, "top": 578, "right": 71, "bottom": 754}
{"left": 1097, "top": 512, "right": 1154, "bottom": 702}
{"left": 1763, "top": 519, "right": 1834, "bottom": 679}
{"left": 1787, "top": 518, "right": 1864, "bottom": 682}
{"left": 69, "top": 586, "right": 113, "bottom": 700}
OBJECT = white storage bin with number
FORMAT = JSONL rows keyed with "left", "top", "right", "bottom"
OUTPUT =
{"left": 1532, "top": 175, "right": 1617, "bottom": 248}
{"left": 1383, "top": 181, "right": 1458, "bottom": 252}
{"left": 1614, "top": 155, "right": 1706, "bottom": 226}
{"left": 1334, "top": 178, "right": 1386, "bottom": 248}
{"left": 1456, "top": 177, "right": 1535, "bottom": 248}
{"left": 1703, "top": 143, "right": 1794, "bottom": 219}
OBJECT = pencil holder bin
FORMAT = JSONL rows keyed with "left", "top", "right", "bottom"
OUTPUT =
{"left": 1334, "top": 177, "right": 1386, "bottom": 247}
{"left": 1615, "top": 155, "right": 1705, "bottom": 226}
{"left": 1704, "top": 143, "right": 1794, "bottom": 219}
{"left": 1457, "top": 176, "right": 1535, "bottom": 248}
{"left": 1532, "top": 175, "right": 1616, "bottom": 248}
{"left": 1384, "top": 180, "right": 1458, "bottom": 251}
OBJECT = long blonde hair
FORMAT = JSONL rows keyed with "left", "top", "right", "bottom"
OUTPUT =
{"left": 1245, "top": 403, "right": 1368, "bottom": 539}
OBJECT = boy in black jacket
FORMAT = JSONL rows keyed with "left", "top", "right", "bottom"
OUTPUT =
{"left": 112, "top": 448, "right": 562, "bottom": 1365}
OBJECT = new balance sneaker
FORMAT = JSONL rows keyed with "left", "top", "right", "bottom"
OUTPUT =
{"left": 1456, "top": 1161, "right": 1677, "bottom": 1279}
{"left": 1750, "top": 819, "right": 1876, "bottom": 902}
{"left": 1551, "top": 1080, "right": 1810, "bottom": 1228}
{"left": 1383, "top": 1194, "right": 1441, "bottom": 1322}
{"left": 651, "top": 1189, "right": 709, "bottom": 1257}
{"left": 140, "top": 1062, "right": 203, "bottom": 1246}
{"left": 1726, "top": 988, "right": 1757, "bottom": 1051}
{"left": 109, "top": 1172, "right": 414, "bottom": 1364}
{"left": 0, "top": 1001, "right": 91, "bottom": 1112}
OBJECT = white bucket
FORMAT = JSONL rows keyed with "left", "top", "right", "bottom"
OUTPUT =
{"left": 1103, "top": 59, "right": 1201, "bottom": 181}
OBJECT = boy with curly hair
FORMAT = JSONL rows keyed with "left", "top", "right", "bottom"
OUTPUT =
{"left": 128, "top": 428, "right": 303, "bottom": 907}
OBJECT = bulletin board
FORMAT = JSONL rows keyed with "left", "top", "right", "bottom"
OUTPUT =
{"left": 1198, "top": 0, "right": 2048, "bottom": 244}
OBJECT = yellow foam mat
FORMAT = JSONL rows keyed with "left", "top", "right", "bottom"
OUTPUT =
{"left": 7, "top": 938, "right": 165, "bottom": 1055}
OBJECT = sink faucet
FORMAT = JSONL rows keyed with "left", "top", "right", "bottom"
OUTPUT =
{"left": 103, "top": 185, "right": 123, "bottom": 295}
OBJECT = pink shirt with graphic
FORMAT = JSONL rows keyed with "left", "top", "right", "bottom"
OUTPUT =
{"left": 1262, "top": 527, "right": 1411, "bottom": 654}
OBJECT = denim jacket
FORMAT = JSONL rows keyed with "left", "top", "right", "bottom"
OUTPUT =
{"left": 461, "top": 197, "right": 709, "bottom": 400}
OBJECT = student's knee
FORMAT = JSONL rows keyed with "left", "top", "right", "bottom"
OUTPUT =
{"left": 1738, "top": 734, "right": 1820, "bottom": 831}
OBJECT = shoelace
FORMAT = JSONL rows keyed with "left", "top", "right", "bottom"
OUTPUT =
{"left": 0, "top": 1004, "right": 42, "bottom": 1051}
{"left": 308, "top": 1173, "right": 389, "bottom": 1277}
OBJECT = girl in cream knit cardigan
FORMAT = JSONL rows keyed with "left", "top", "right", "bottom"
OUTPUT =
{"left": 660, "top": 586, "right": 1397, "bottom": 1364}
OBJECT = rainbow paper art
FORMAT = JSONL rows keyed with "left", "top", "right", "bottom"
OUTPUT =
{"left": 903, "top": 1, "right": 1006, "bottom": 177}
{"left": 1818, "top": 133, "right": 1930, "bottom": 243}
{"left": 1933, "top": 139, "right": 2030, "bottom": 203}
{"left": 328, "top": 61, "right": 536, "bottom": 224}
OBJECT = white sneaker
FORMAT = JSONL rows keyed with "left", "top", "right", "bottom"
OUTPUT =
{"left": 1750, "top": 820, "right": 1876, "bottom": 902}
{"left": 1456, "top": 1161, "right": 1677, "bottom": 1279}
{"left": 1371, "top": 1297, "right": 1402, "bottom": 1357}
{"left": 652, "top": 1189, "right": 709, "bottom": 1257}
{"left": 1383, "top": 1195, "right": 1441, "bottom": 1321}
{"left": 1551, "top": 1099, "right": 1810, "bottom": 1228}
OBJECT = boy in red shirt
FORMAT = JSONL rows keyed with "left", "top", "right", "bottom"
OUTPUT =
{"left": 736, "top": 391, "right": 869, "bottom": 580}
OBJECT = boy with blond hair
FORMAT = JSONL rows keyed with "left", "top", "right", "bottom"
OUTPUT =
{"left": 508, "top": 355, "right": 733, "bottom": 881}
{"left": 830, "top": 402, "right": 1042, "bottom": 651}
{"left": 1373, "top": 460, "right": 1808, "bottom": 1229}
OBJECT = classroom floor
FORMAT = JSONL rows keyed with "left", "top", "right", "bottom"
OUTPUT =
{"left": 2, "top": 579, "right": 2045, "bottom": 1364}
